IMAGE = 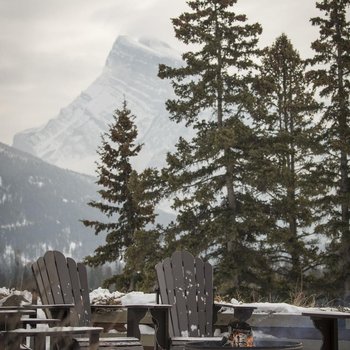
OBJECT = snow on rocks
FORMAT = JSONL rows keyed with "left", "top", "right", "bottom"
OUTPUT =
{"left": 89, "top": 288, "right": 157, "bottom": 306}
{"left": 120, "top": 291, "right": 157, "bottom": 305}
{"left": 0, "top": 287, "right": 32, "bottom": 304}
{"left": 89, "top": 287, "right": 124, "bottom": 305}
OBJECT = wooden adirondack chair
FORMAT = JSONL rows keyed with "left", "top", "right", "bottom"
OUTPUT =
{"left": 155, "top": 251, "right": 255, "bottom": 350}
{"left": 32, "top": 250, "right": 142, "bottom": 350}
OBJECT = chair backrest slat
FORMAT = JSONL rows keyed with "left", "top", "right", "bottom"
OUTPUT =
{"left": 67, "top": 257, "right": 84, "bottom": 326}
{"left": 203, "top": 259, "right": 213, "bottom": 336}
{"left": 77, "top": 262, "right": 92, "bottom": 326}
{"left": 194, "top": 257, "right": 206, "bottom": 336}
{"left": 54, "top": 251, "right": 74, "bottom": 304}
{"left": 156, "top": 251, "right": 214, "bottom": 338}
{"left": 37, "top": 257, "right": 55, "bottom": 305}
{"left": 172, "top": 251, "right": 189, "bottom": 337}
{"left": 163, "top": 257, "right": 180, "bottom": 337}
{"left": 31, "top": 259, "right": 53, "bottom": 319}
{"left": 183, "top": 252, "right": 199, "bottom": 336}
{"left": 43, "top": 251, "right": 64, "bottom": 304}
{"left": 156, "top": 258, "right": 177, "bottom": 338}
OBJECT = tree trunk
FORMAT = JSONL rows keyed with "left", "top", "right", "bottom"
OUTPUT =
{"left": 334, "top": 10, "right": 350, "bottom": 298}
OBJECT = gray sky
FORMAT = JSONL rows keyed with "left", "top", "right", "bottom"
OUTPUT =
{"left": 0, "top": 0, "right": 320, "bottom": 145}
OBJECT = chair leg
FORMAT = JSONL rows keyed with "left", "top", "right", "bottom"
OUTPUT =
{"left": 51, "top": 336, "right": 79, "bottom": 350}
{"left": 3, "top": 334, "right": 22, "bottom": 349}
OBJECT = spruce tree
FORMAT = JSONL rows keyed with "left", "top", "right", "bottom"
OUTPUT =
{"left": 121, "top": 168, "right": 163, "bottom": 291}
{"left": 253, "top": 34, "right": 323, "bottom": 297}
{"left": 82, "top": 100, "right": 159, "bottom": 291}
{"left": 159, "top": 0, "right": 266, "bottom": 297}
{"left": 308, "top": 0, "right": 350, "bottom": 298}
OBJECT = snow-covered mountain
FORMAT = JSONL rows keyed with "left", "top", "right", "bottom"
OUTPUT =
{"left": 13, "top": 36, "right": 188, "bottom": 175}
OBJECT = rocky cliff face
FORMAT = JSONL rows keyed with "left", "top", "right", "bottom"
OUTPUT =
{"left": 13, "top": 36, "right": 188, "bottom": 175}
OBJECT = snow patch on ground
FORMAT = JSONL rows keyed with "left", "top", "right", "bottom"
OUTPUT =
{"left": 0, "top": 287, "right": 345, "bottom": 316}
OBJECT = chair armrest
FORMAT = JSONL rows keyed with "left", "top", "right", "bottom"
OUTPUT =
{"left": 0, "top": 307, "right": 37, "bottom": 316}
{"left": 25, "top": 304, "right": 74, "bottom": 309}
{"left": 214, "top": 303, "right": 256, "bottom": 323}
{"left": 0, "top": 304, "right": 74, "bottom": 313}
{"left": 90, "top": 304, "right": 124, "bottom": 311}
{"left": 21, "top": 317, "right": 61, "bottom": 326}
{"left": 91, "top": 303, "right": 171, "bottom": 309}
{"left": 123, "top": 303, "right": 172, "bottom": 309}
{"left": 30, "top": 304, "right": 75, "bottom": 323}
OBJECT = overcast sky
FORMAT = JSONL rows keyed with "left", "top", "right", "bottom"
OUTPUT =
{"left": 0, "top": 0, "right": 320, "bottom": 145}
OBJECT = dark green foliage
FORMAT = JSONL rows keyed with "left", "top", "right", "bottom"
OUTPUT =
{"left": 253, "top": 34, "right": 324, "bottom": 298}
{"left": 159, "top": 0, "right": 268, "bottom": 298}
{"left": 159, "top": 0, "right": 262, "bottom": 129}
{"left": 122, "top": 228, "right": 162, "bottom": 291}
{"left": 115, "top": 168, "right": 163, "bottom": 291}
{"left": 307, "top": 0, "right": 350, "bottom": 298}
{"left": 82, "top": 101, "right": 160, "bottom": 291}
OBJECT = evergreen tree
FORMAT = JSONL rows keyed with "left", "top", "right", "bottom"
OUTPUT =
{"left": 253, "top": 34, "right": 323, "bottom": 297}
{"left": 121, "top": 168, "right": 163, "bottom": 291}
{"left": 82, "top": 101, "right": 159, "bottom": 291}
{"left": 159, "top": 0, "right": 267, "bottom": 297}
{"left": 307, "top": 0, "right": 350, "bottom": 298}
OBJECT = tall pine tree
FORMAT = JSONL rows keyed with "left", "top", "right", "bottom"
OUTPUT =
{"left": 308, "top": 0, "right": 350, "bottom": 298}
{"left": 121, "top": 168, "right": 163, "bottom": 291}
{"left": 82, "top": 100, "right": 159, "bottom": 291}
{"left": 253, "top": 34, "right": 323, "bottom": 297}
{"left": 159, "top": 0, "right": 268, "bottom": 297}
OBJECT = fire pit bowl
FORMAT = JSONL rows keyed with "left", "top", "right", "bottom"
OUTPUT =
{"left": 185, "top": 340, "right": 302, "bottom": 350}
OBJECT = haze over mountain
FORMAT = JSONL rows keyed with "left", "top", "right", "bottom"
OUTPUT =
{"left": 0, "top": 142, "right": 175, "bottom": 264}
{"left": 13, "top": 36, "right": 189, "bottom": 175}
{"left": 1, "top": 37, "right": 182, "bottom": 266}
{"left": 0, "top": 141, "right": 105, "bottom": 261}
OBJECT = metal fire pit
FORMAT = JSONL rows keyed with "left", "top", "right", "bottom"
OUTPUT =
{"left": 185, "top": 340, "right": 303, "bottom": 350}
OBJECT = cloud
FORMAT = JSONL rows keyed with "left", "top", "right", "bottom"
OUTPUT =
{"left": 235, "top": 0, "right": 319, "bottom": 56}
{"left": 0, "top": 0, "right": 321, "bottom": 145}
{"left": 0, "top": 0, "right": 128, "bottom": 143}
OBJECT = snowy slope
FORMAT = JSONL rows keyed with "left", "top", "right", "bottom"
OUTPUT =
{"left": 13, "top": 36, "right": 189, "bottom": 175}
{"left": 0, "top": 142, "right": 175, "bottom": 262}
{"left": 0, "top": 141, "right": 105, "bottom": 260}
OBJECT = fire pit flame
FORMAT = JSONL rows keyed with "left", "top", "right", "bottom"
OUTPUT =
{"left": 222, "top": 321, "right": 255, "bottom": 348}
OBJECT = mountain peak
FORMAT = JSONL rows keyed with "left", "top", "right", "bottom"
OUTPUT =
{"left": 105, "top": 35, "right": 179, "bottom": 68}
{"left": 138, "top": 36, "right": 174, "bottom": 53}
{"left": 12, "top": 35, "right": 189, "bottom": 175}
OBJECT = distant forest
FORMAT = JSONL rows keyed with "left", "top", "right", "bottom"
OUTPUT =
{"left": 0, "top": 252, "right": 120, "bottom": 293}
